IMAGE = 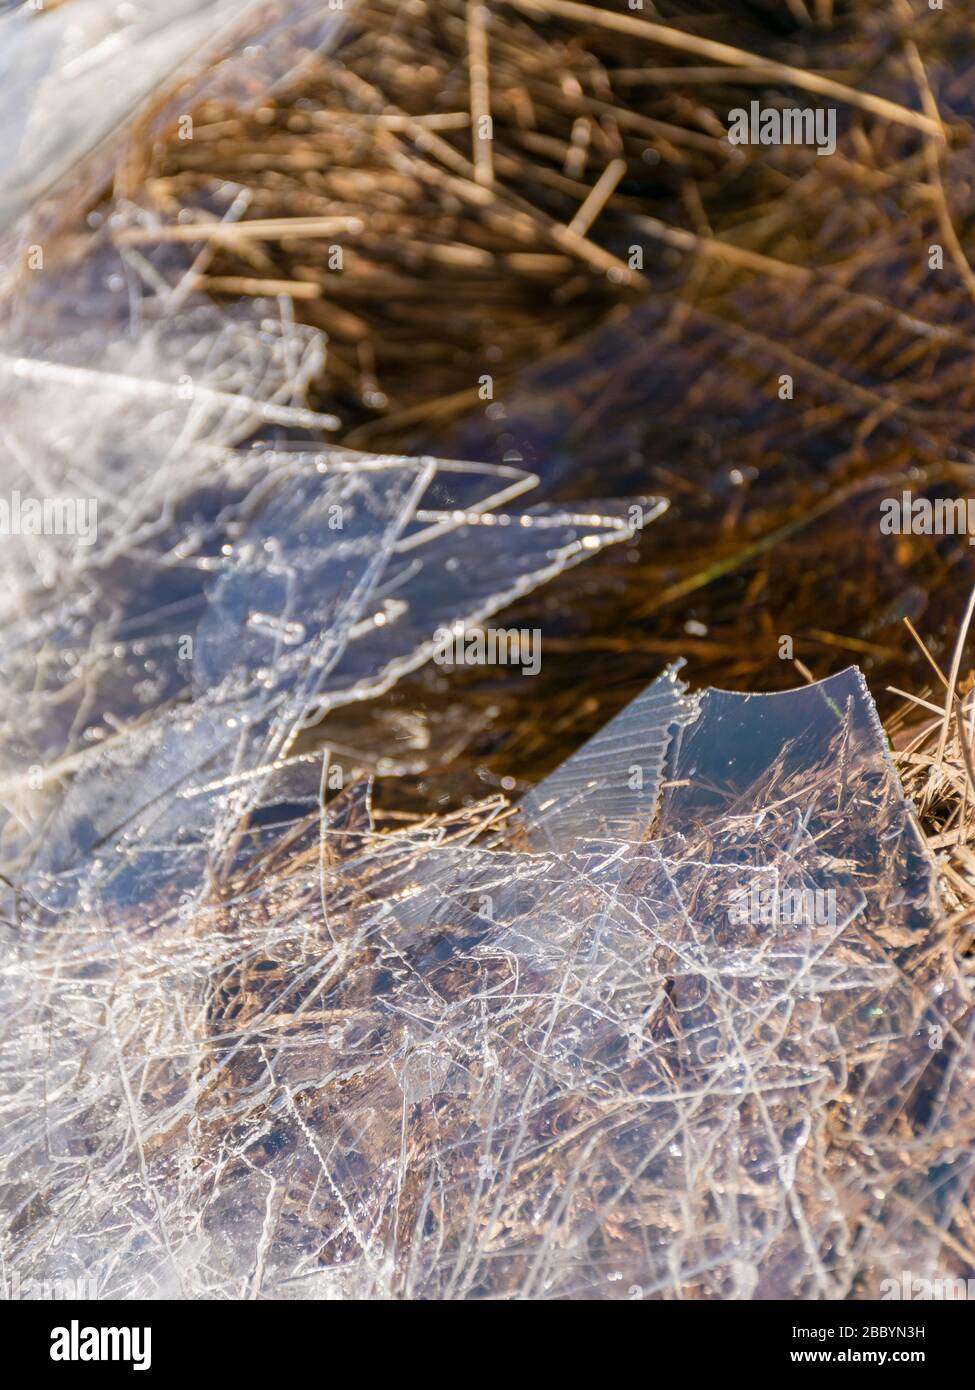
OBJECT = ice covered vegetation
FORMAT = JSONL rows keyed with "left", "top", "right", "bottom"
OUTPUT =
{"left": 0, "top": 0, "right": 971, "bottom": 1303}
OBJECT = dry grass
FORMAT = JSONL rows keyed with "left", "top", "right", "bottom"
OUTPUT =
{"left": 70, "top": 0, "right": 971, "bottom": 770}
{"left": 10, "top": 0, "right": 975, "bottom": 1293}
{"left": 889, "top": 604, "right": 975, "bottom": 965}
{"left": 30, "top": 0, "right": 975, "bottom": 930}
{"left": 77, "top": 2, "right": 975, "bottom": 885}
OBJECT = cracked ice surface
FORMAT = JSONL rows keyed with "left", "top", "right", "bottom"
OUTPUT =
{"left": 0, "top": 190, "right": 654, "bottom": 894}
{"left": 0, "top": 0, "right": 970, "bottom": 1305}
{"left": 0, "top": 207, "right": 963, "bottom": 1294}
{"left": 0, "top": 123, "right": 665, "bottom": 1301}
{"left": 2, "top": 640, "right": 968, "bottom": 1297}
